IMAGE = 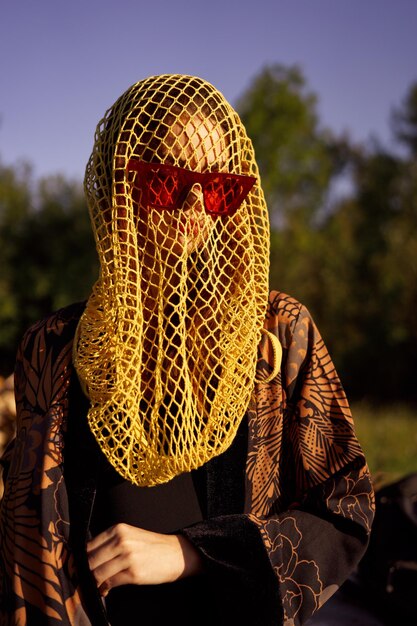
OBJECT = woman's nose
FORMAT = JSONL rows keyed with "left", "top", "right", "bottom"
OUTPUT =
{"left": 182, "top": 183, "right": 204, "bottom": 214}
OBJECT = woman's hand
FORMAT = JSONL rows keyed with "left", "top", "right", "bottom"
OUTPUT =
{"left": 86, "top": 523, "right": 203, "bottom": 596}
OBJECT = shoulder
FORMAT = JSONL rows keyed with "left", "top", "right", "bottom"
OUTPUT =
{"left": 13, "top": 302, "right": 86, "bottom": 408}
{"left": 266, "top": 290, "right": 303, "bottom": 323}
{"left": 18, "top": 301, "right": 86, "bottom": 362}
{"left": 261, "top": 291, "right": 325, "bottom": 386}
{"left": 264, "top": 290, "right": 314, "bottom": 340}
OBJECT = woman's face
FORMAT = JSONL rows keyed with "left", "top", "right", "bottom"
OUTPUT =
{"left": 133, "top": 113, "right": 229, "bottom": 256}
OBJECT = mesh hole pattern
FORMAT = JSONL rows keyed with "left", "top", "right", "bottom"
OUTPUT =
{"left": 74, "top": 74, "right": 270, "bottom": 486}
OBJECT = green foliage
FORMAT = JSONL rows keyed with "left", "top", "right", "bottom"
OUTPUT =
{"left": 0, "top": 164, "right": 98, "bottom": 375}
{"left": 235, "top": 64, "right": 351, "bottom": 319}
{"left": 391, "top": 82, "right": 417, "bottom": 155}
{"left": 319, "top": 152, "right": 417, "bottom": 401}
{"left": 236, "top": 64, "right": 417, "bottom": 402}
{"left": 236, "top": 64, "right": 342, "bottom": 225}
{"left": 352, "top": 402, "right": 417, "bottom": 487}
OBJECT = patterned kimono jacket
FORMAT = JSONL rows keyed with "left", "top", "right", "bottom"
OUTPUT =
{"left": 0, "top": 291, "right": 375, "bottom": 625}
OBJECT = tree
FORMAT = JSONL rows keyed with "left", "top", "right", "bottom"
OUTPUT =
{"left": 0, "top": 161, "right": 33, "bottom": 370}
{"left": 235, "top": 64, "right": 350, "bottom": 324}
{"left": 391, "top": 82, "right": 417, "bottom": 156}
{"left": 236, "top": 65, "right": 417, "bottom": 402}
{"left": 235, "top": 64, "right": 344, "bottom": 225}
{"left": 0, "top": 165, "right": 98, "bottom": 375}
{"left": 318, "top": 146, "right": 417, "bottom": 402}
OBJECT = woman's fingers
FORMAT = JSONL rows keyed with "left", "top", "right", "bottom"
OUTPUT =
{"left": 86, "top": 523, "right": 202, "bottom": 591}
{"left": 98, "top": 568, "right": 133, "bottom": 597}
{"left": 86, "top": 524, "right": 125, "bottom": 571}
{"left": 92, "top": 554, "right": 130, "bottom": 593}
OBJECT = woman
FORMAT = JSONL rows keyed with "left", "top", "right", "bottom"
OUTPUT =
{"left": 0, "top": 74, "right": 374, "bottom": 625}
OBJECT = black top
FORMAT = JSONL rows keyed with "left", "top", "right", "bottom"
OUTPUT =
{"left": 90, "top": 454, "right": 204, "bottom": 535}
{"left": 90, "top": 456, "right": 210, "bottom": 625}
{"left": 65, "top": 371, "right": 249, "bottom": 625}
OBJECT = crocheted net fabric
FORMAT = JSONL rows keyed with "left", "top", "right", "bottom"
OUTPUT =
{"left": 73, "top": 74, "right": 270, "bottom": 486}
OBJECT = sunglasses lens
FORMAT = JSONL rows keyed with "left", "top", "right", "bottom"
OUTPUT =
{"left": 147, "top": 168, "right": 182, "bottom": 208}
{"left": 127, "top": 160, "right": 255, "bottom": 216}
{"left": 204, "top": 177, "right": 244, "bottom": 215}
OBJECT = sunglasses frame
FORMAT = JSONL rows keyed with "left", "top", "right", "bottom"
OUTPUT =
{"left": 126, "top": 159, "right": 256, "bottom": 217}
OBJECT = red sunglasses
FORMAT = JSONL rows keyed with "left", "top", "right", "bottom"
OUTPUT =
{"left": 126, "top": 159, "right": 256, "bottom": 217}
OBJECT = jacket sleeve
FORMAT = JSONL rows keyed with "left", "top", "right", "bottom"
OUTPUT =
{"left": 180, "top": 293, "right": 375, "bottom": 626}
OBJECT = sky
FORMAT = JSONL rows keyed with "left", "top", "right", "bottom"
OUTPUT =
{"left": 1, "top": 0, "right": 416, "bottom": 181}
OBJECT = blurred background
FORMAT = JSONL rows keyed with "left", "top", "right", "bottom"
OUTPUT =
{"left": 1, "top": 0, "right": 416, "bottom": 491}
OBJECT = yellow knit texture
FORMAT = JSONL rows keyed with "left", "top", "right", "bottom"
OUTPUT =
{"left": 73, "top": 74, "right": 270, "bottom": 486}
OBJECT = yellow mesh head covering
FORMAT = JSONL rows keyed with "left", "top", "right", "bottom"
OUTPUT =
{"left": 73, "top": 74, "right": 270, "bottom": 486}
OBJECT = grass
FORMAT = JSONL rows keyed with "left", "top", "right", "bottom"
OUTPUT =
{"left": 351, "top": 401, "right": 417, "bottom": 490}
